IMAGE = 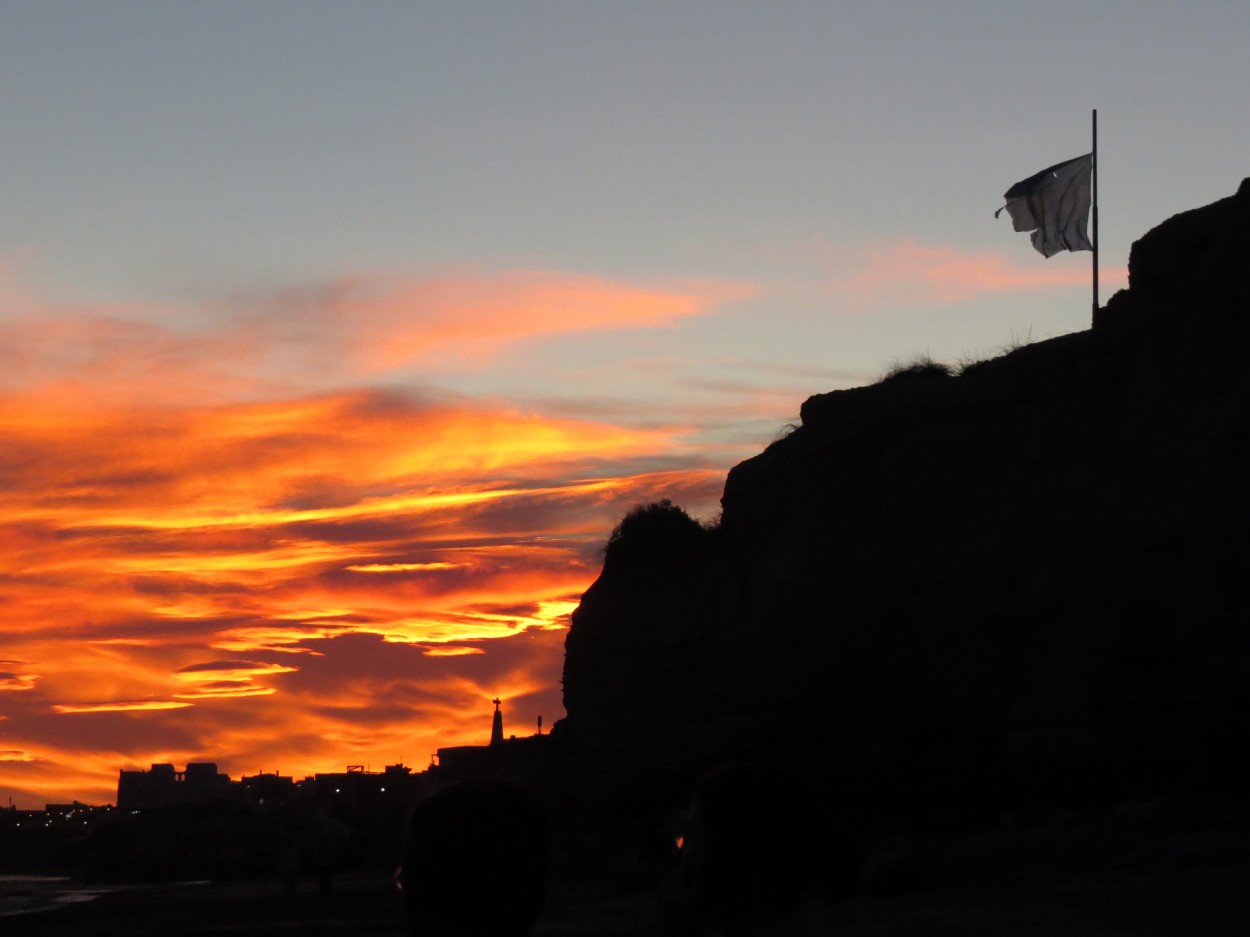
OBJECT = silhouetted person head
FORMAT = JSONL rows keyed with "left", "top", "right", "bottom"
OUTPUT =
{"left": 659, "top": 764, "right": 832, "bottom": 937}
{"left": 399, "top": 779, "right": 547, "bottom": 937}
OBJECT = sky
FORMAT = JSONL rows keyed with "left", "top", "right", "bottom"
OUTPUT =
{"left": 3, "top": 1, "right": 1249, "bottom": 808}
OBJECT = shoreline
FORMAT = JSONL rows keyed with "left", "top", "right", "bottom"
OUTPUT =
{"left": 0, "top": 876, "right": 210, "bottom": 923}
{"left": 0, "top": 875, "right": 145, "bottom": 920}
{"left": 0, "top": 872, "right": 403, "bottom": 935}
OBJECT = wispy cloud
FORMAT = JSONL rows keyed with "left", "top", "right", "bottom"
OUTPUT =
{"left": 253, "top": 269, "right": 744, "bottom": 372}
{"left": 843, "top": 241, "right": 1098, "bottom": 307}
{"left": 53, "top": 701, "right": 196, "bottom": 714}
{"left": 0, "top": 266, "right": 747, "bottom": 404}
{"left": 775, "top": 238, "right": 1124, "bottom": 312}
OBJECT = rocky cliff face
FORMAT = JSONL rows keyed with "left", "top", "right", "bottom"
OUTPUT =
{"left": 556, "top": 180, "right": 1250, "bottom": 835}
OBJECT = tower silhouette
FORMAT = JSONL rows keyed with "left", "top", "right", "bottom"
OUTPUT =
{"left": 490, "top": 697, "right": 503, "bottom": 746}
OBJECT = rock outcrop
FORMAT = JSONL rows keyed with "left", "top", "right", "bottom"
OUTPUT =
{"left": 556, "top": 180, "right": 1250, "bottom": 841}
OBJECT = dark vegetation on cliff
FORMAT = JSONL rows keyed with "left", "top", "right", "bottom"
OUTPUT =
{"left": 556, "top": 180, "right": 1250, "bottom": 855}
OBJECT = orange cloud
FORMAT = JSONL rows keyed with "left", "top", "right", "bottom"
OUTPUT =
{"left": 53, "top": 701, "right": 195, "bottom": 714}
{"left": 797, "top": 239, "right": 1126, "bottom": 311}
{"left": 0, "top": 384, "right": 724, "bottom": 804}
{"left": 0, "top": 261, "right": 752, "bottom": 806}
{"left": 1, "top": 671, "right": 39, "bottom": 692}
{"left": 298, "top": 270, "right": 740, "bottom": 371}
{"left": 346, "top": 562, "right": 462, "bottom": 573}
{"left": 0, "top": 267, "right": 746, "bottom": 406}
{"left": 174, "top": 661, "right": 300, "bottom": 680}
{"left": 0, "top": 392, "right": 683, "bottom": 532}
{"left": 421, "top": 646, "right": 485, "bottom": 658}
{"left": 173, "top": 684, "right": 278, "bottom": 700}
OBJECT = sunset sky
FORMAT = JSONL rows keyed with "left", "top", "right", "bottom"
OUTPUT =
{"left": 4, "top": 2, "right": 1249, "bottom": 807}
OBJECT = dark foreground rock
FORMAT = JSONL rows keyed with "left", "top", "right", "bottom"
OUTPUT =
{"left": 556, "top": 179, "right": 1250, "bottom": 853}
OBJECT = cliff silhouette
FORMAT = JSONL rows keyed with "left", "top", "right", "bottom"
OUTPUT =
{"left": 556, "top": 179, "right": 1250, "bottom": 842}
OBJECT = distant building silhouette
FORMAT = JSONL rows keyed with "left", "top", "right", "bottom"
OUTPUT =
{"left": 240, "top": 770, "right": 296, "bottom": 806}
{"left": 305, "top": 762, "right": 428, "bottom": 809}
{"left": 112, "top": 700, "right": 547, "bottom": 812}
{"left": 116, "top": 762, "right": 231, "bottom": 809}
{"left": 435, "top": 698, "right": 552, "bottom": 785}
{"left": 115, "top": 760, "right": 433, "bottom": 812}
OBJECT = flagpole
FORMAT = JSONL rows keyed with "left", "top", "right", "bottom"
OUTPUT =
{"left": 1092, "top": 108, "right": 1099, "bottom": 324}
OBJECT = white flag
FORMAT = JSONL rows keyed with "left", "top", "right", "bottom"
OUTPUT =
{"left": 996, "top": 153, "right": 1093, "bottom": 257}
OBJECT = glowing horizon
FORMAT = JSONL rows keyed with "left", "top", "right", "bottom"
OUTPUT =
{"left": 0, "top": 266, "right": 745, "bottom": 807}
